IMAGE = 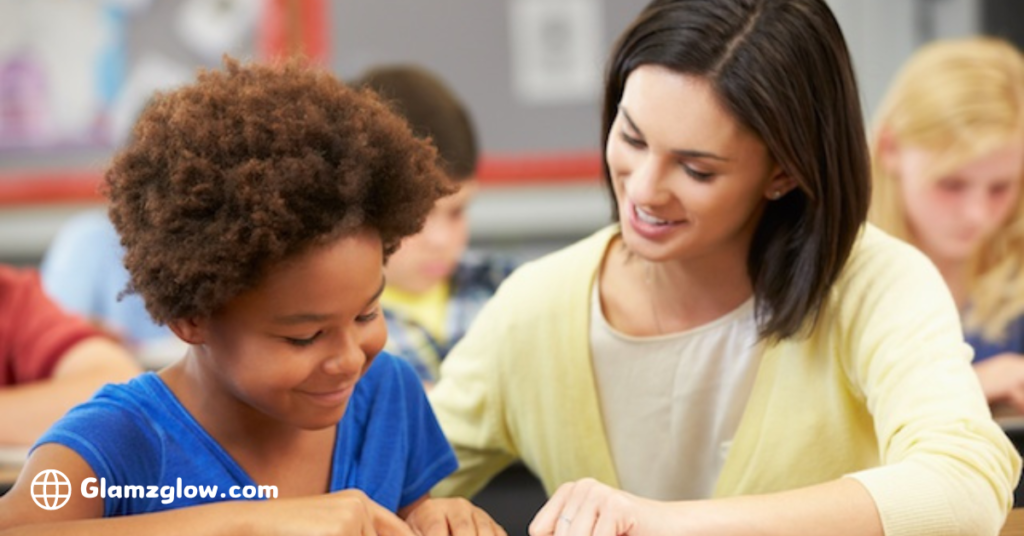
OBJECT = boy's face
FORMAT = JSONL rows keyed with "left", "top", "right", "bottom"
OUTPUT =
{"left": 385, "top": 180, "right": 478, "bottom": 294}
{"left": 194, "top": 229, "right": 387, "bottom": 430}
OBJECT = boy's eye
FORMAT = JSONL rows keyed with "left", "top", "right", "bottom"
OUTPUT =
{"left": 356, "top": 308, "right": 380, "bottom": 323}
{"left": 285, "top": 331, "right": 322, "bottom": 347}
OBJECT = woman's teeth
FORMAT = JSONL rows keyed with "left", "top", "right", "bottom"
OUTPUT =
{"left": 636, "top": 206, "right": 675, "bottom": 225}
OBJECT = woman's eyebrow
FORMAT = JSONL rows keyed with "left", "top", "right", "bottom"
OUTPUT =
{"left": 619, "top": 106, "right": 730, "bottom": 161}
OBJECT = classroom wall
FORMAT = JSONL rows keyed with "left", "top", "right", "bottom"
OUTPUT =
{"left": 0, "top": 0, "right": 989, "bottom": 265}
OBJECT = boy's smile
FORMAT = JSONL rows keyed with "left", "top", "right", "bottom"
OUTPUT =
{"left": 169, "top": 229, "right": 388, "bottom": 431}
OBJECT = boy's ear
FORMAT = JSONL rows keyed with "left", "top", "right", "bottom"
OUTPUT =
{"left": 167, "top": 317, "right": 209, "bottom": 345}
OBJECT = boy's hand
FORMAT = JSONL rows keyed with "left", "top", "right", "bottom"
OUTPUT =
{"left": 253, "top": 489, "right": 416, "bottom": 536}
{"left": 404, "top": 497, "right": 507, "bottom": 536}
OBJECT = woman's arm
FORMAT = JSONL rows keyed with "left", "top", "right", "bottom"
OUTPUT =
{"left": 532, "top": 234, "right": 1019, "bottom": 536}
{"left": 530, "top": 478, "right": 881, "bottom": 536}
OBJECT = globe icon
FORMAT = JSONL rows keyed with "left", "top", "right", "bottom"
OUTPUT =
{"left": 31, "top": 469, "right": 72, "bottom": 510}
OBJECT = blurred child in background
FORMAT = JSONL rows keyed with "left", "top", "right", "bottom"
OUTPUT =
{"left": 354, "top": 66, "right": 517, "bottom": 388}
{"left": 41, "top": 209, "right": 183, "bottom": 369}
{"left": 870, "top": 37, "right": 1024, "bottom": 412}
{"left": 0, "top": 264, "right": 138, "bottom": 445}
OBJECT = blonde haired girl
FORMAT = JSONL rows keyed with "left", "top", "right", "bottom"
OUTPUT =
{"left": 871, "top": 37, "right": 1024, "bottom": 410}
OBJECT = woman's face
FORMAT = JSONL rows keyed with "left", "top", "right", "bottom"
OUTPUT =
{"left": 606, "top": 65, "right": 791, "bottom": 263}
{"left": 893, "top": 141, "right": 1024, "bottom": 263}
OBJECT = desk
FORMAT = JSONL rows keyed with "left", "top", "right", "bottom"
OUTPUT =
{"left": 1003, "top": 508, "right": 1024, "bottom": 535}
{"left": 0, "top": 465, "right": 21, "bottom": 494}
{"left": 0, "top": 465, "right": 23, "bottom": 495}
{"left": 994, "top": 403, "right": 1024, "bottom": 430}
{"left": 0, "top": 445, "right": 28, "bottom": 495}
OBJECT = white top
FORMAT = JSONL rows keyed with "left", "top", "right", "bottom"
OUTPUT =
{"left": 590, "top": 282, "right": 764, "bottom": 500}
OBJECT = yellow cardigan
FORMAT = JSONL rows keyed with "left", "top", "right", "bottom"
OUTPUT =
{"left": 429, "top": 224, "right": 1020, "bottom": 536}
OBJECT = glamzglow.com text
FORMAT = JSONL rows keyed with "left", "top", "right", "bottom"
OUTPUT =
{"left": 80, "top": 477, "right": 278, "bottom": 505}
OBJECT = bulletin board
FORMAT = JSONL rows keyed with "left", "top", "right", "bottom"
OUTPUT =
{"left": 0, "top": 0, "right": 260, "bottom": 204}
{"left": 0, "top": 0, "right": 652, "bottom": 204}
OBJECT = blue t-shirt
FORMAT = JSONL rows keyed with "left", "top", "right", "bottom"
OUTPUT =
{"left": 33, "top": 353, "right": 457, "bottom": 516}
{"left": 968, "top": 314, "right": 1024, "bottom": 363}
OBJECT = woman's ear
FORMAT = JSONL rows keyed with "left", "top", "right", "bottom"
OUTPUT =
{"left": 167, "top": 317, "right": 209, "bottom": 345}
{"left": 764, "top": 165, "right": 798, "bottom": 200}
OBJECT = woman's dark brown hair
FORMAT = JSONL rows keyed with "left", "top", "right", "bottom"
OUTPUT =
{"left": 603, "top": 0, "right": 871, "bottom": 340}
{"left": 106, "top": 58, "right": 453, "bottom": 324}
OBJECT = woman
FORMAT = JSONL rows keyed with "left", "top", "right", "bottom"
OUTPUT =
{"left": 428, "top": 1, "right": 1020, "bottom": 534}
{"left": 870, "top": 37, "right": 1024, "bottom": 412}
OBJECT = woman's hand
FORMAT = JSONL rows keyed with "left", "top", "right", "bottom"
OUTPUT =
{"left": 974, "top": 352, "right": 1024, "bottom": 413}
{"left": 403, "top": 497, "right": 506, "bottom": 536}
{"left": 528, "top": 479, "right": 667, "bottom": 536}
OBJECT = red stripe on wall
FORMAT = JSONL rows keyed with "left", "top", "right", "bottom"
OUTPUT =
{"left": 477, "top": 151, "right": 602, "bottom": 185}
{"left": 0, "top": 171, "right": 104, "bottom": 206}
{"left": 0, "top": 151, "right": 603, "bottom": 206}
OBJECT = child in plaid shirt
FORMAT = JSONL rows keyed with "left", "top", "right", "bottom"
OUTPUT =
{"left": 354, "top": 66, "right": 517, "bottom": 387}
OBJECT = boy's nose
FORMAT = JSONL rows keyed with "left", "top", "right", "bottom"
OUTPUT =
{"left": 322, "top": 334, "right": 366, "bottom": 376}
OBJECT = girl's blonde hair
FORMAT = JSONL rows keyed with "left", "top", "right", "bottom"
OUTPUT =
{"left": 869, "top": 37, "right": 1024, "bottom": 342}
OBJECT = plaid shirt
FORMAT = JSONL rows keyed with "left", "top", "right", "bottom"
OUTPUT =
{"left": 383, "top": 253, "right": 517, "bottom": 382}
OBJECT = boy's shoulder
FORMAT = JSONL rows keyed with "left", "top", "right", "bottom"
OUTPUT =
{"left": 32, "top": 373, "right": 170, "bottom": 486}
{"left": 355, "top": 352, "right": 422, "bottom": 398}
{"left": 37, "top": 372, "right": 170, "bottom": 440}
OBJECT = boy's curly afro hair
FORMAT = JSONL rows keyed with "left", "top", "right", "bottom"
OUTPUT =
{"left": 106, "top": 57, "right": 454, "bottom": 324}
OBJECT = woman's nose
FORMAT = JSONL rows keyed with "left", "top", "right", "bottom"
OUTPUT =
{"left": 625, "top": 156, "right": 670, "bottom": 206}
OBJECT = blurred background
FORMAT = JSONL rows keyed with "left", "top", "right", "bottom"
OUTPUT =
{"left": 0, "top": 0, "right": 1021, "bottom": 267}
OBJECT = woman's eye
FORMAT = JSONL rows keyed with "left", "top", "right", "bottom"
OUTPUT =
{"left": 285, "top": 331, "right": 322, "bottom": 347}
{"left": 684, "top": 166, "right": 714, "bottom": 182}
{"left": 620, "top": 131, "right": 646, "bottom": 148}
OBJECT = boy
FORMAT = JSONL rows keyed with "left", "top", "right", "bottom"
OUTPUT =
{"left": 0, "top": 58, "right": 502, "bottom": 535}
{"left": 355, "top": 66, "right": 516, "bottom": 387}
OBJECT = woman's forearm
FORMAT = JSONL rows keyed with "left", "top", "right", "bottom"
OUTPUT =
{"left": 651, "top": 478, "right": 883, "bottom": 536}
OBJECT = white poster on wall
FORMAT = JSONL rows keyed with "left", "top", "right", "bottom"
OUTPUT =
{"left": 0, "top": 0, "right": 139, "bottom": 149}
{"left": 176, "top": 0, "right": 261, "bottom": 61}
{"left": 508, "top": 0, "right": 603, "bottom": 105}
